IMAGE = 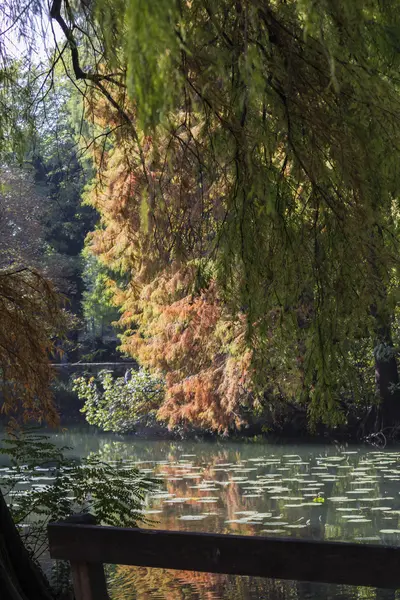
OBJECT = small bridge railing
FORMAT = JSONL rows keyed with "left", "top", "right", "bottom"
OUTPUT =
{"left": 47, "top": 515, "right": 400, "bottom": 600}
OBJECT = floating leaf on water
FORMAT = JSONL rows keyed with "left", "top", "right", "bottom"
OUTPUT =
{"left": 260, "top": 529, "right": 287, "bottom": 534}
{"left": 328, "top": 497, "right": 356, "bottom": 502}
{"left": 152, "top": 493, "right": 173, "bottom": 499}
{"left": 225, "top": 518, "right": 256, "bottom": 524}
{"left": 197, "top": 496, "right": 218, "bottom": 501}
{"left": 234, "top": 511, "right": 256, "bottom": 516}
{"left": 164, "top": 498, "right": 190, "bottom": 504}
{"left": 276, "top": 496, "right": 303, "bottom": 501}
{"left": 363, "top": 497, "right": 394, "bottom": 502}
{"left": 347, "top": 489, "right": 375, "bottom": 494}
{"left": 142, "top": 509, "right": 163, "bottom": 514}
{"left": 346, "top": 518, "right": 371, "bottom": 523}
{"left": 380, "top": 529, "right": 400, "bottom": 534}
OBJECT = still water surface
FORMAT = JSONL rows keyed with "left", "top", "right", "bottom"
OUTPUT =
{"left": 25, "top": 428, "right": 400, "bottom": 599}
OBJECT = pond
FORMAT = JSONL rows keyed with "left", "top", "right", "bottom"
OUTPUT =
{"left": 5, "top": 425, "right": 400, "bottom": 599}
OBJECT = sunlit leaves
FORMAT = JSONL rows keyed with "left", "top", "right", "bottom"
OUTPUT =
{"left": 73, "top": 368, "right": 164, "bottom": 432}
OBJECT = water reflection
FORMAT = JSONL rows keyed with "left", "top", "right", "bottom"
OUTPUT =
{"left": 108, "top": 568, "right": 399, "bottom": 600}
{"left": 43, "top": 429, "right": 400, "bottom": 599}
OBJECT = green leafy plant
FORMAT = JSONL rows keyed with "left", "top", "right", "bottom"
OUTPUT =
{"left": 73, "top": 368, "right": 165, "bottom": 433}
{"left": 0, "top": 428, "right": 158, "bottom": 595}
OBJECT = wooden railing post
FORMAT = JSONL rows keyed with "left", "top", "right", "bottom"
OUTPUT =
{"left": 65, "top": 514, "right": 109, "bottom": 600}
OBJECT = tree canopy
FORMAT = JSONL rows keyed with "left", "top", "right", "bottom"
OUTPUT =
{"left": 77, "top": 0, "right": 400, "bottom": 431}
{"left": 3, "top": 1, "right": 400, "bottom": 433}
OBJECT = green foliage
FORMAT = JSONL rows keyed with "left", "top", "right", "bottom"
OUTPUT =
{"left": 0, "top": 428, "right": 157, "bottom": 531}
{"left": 0, "top": 428, "right": 157, "bottom": 594}
{"left": 81, "top": 252, "right": 120, "bottom": 339}
{"left": 87, "top": 0, "right": 400, "bottom": 428}
{"left": 96, "top": 0, "right": 181, "bottom": 128}
{"left": 73, "top": 369, "right": 165, "bottom": 432}
{"left": 4, "top": 0, "right": 400, "bottom": 430}
{"left": 0, "top": 63, "right": 35, "bottom": 161}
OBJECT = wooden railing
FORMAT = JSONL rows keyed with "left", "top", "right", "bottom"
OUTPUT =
{"left": 48, "top": 515, "right": 400, "bottom": 600}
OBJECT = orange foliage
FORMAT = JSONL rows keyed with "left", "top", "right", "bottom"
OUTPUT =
{"left": 120, "top": 268, "right": 254, "bottom": 432}
{"left": 83, "top": 92, "right": 255, "bottom": 432}
{"left": 0, "top": 268, "right": 67, "bottom": 425}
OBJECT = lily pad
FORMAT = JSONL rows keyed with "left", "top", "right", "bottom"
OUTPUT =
{"left": 380, "top": 529, "right": 400, "bottom": 534}
{"left": 346, "top": 518, "right": 371, "bottom": 523}
{"left": 260, "top": 529, "right": 287, "bottom": 534}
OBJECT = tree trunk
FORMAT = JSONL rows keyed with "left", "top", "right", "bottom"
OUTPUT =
{"left": 374, "top": 344, "right": 400, "bottom": 429}
{"left": 369, "top": 298, "right": 400, "bottom": 434}
{"left": 0, "top": 491, "right": 54, "bottom": 600}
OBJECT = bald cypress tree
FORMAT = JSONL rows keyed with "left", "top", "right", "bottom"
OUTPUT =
{"left": 68, "top": 0, "right": 400, "bottom": 433}
{"left": 5, "top": 0, "right": 400, "bottom": 434}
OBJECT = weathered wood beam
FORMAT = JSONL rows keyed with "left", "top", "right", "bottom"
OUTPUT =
{"left": 48, "top": 523, "right": 400, "bottom": 590}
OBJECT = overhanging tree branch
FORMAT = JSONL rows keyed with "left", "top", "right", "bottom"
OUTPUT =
{"left": 49, "top": 0, "right": 125, "bottom": 89}
{"left": 49, "top": 0, "right": 149, "bottom": 179}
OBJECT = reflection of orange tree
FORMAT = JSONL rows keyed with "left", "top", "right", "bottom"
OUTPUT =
{"left": 156, "top": 458, "right": 262, "bottom": 536}
{"left": 109, "top": 566, "right": 228, "bottom": 600}
{"left": 109, "top": 566, "right": 306, "bottom": 600}
{"left": 222, "top": 482, "right": 249, "bottom": 530}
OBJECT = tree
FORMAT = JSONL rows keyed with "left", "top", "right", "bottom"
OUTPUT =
{"left": 0, "top": 266, "right": 68, "bottom": 600}
{"left": 81, "top": 252, "right": 120, "bottom": 354}
{"left": 0, "top": 165, "right": 49, "bottom": 269}
{"left": 30, "top": 80, "right": 99, "bottom": 360}
{"left": 58, "top": 0, "right": 400, "bottom": 434}
{"left": 74, "top": 367, "right": 164, "bottom": 432}
{"left": 4, "top": 1, "right": 400, "bottom": 435}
